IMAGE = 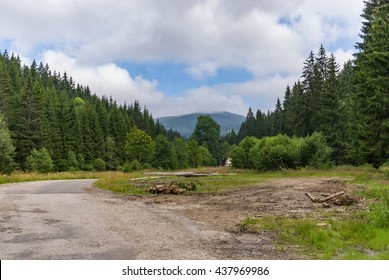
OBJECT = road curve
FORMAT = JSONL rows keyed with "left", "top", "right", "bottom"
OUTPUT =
{"left": 0, "top": 180, "right": 212, "bottom": 259}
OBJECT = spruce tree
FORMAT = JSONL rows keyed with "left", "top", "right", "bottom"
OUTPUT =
{"left": 0, "top": 111, "right": 15, "bottom": 173}
{"left": 319, "top": 54, "right": 344, "bottom": 163}
{"left": 13, "top": 74, "right": 42, "bottom": 167}
{"left": 272, "top": 98, "right": 283, "bottom": 135}
{"left": 353, "top": 0, "right": 389, "bottom": 167}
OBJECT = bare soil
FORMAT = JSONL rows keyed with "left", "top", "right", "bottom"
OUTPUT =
{"left": 132, "top": 177, "right": 368, "bottom": 259}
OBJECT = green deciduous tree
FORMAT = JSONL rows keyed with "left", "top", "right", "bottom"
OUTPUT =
{"left": 26, "top": 148, "right": 54, "bottom": 173}
{"left": 125, "top": 127, "right": 155, "bottom": 164}
{"left": 192, "top": 115, "right": 221, "bottom": 165}
{"left": 153, "top": 134, "right": 175, "bottom": 169}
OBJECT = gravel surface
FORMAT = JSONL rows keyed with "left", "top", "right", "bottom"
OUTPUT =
{"left": 0, "top": 180, "right": 213, "bottom": 259}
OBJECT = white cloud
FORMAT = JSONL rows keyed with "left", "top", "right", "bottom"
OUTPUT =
{"left": 0, "top": 0, "right": 365, "bottom": 116}
{"left": 333, "top": 48, "right": 355, "bottom": 66}
{"left": 42, "top": 50, "right": 164, "bottom": 107}
{"left": 42, "top": 50, "right": 248, "bottom": 117}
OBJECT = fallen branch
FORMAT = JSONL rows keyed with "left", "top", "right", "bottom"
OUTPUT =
{"left": 130, "top": 176, "right": 162, "bottom": 181}
{"left": 144, "top": 172, "right": 218, "bottom": 177}
{"left": 305, "top": 192, "right": 319, "bottom": 202}
{"left": 319, "top": 191, "right": 345, "bottom": 203}
{"left": 305, "top": 191, "right": 345, "bottom": 203}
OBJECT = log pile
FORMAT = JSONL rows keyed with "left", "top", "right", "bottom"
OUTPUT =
{"left": 305, "top": 191, "right": 358, "bottom": 206}
{"left": 147, "top": 184, "right": 186, "bottom": 194}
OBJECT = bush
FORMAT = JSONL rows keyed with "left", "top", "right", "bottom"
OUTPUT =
{"left": 83, "top": 164, "right": 94, "bottom": 171}
{"left": 67, "top": 150, "right": 79, "bottom": 171}
{"left": 250, "top": 134, "right": 302, "bottom": 171}
{"left": 300, "top": 132, "right": 333, "bottom": 169}
{"left": 93, "top": 158, "right": 106, "bottom": 171}
{"left": 230, "top": 137, "right": 258, "bottom": 169}
{"left": 26, "top": 148, "right": 54, "bottom": 173}
{"left": 123, "top": 160, "right": 142, "bottom": 173}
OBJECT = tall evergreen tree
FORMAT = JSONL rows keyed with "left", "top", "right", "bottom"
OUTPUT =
{"left": 13, "top": 74, "right": 42, "bottom": 167}
{"left": 319, "top": 54, "right": 344, "bottom": 163}
{"left": 0, "top": 110, "right": 15, "bottom": 173}
{"left": 353, "top": 0, "right": 389, "bottom": 167}
{"left": 272, "top": 98, "right": 283, "bottom": 135}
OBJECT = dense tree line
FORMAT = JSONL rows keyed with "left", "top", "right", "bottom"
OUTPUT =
{"left": 0, "top": 52, "right": 221, "bottom": 173}
{"left": 231, "top": 0, "right": 388, "bottom": 169}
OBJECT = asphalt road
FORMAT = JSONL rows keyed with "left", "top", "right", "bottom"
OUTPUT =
{"left": 0, "top": 180, "right": 211, "bottom": 259}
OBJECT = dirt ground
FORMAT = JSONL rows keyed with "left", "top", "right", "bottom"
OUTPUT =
{"left": 131, "top": 177, "right": 368, "bottom": 259}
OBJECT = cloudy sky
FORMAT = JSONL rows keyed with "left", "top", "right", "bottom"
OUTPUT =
{"left": 0, "top": 0, "right": 364, "bottom": 117}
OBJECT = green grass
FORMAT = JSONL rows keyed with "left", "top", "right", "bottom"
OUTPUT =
{"left": 0, "top": 171, "right": 106, "bottom": 184}
{"left": 235, "top": 166, "right": 389, "bottom": 259}
{"left": 93, "top": 165, "right": 379, "bottom": 195}
{"left": 237, "top": 214, "right": 389, "bottom": 259}
{"left": 94, "top": 171, "right": 149, "bottom": 195}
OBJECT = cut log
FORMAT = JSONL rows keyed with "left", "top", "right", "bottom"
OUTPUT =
{"left": 320, "top": 193, "right": 331, "bottom": 197}
{"left": 305, "top": 191, "right": 345, "bottom": 203}
{"left": 305, "top": 192, "right": 319, "bottom": 202}
{"left": 319, "top": 191, "right": 345, "bottom": 203}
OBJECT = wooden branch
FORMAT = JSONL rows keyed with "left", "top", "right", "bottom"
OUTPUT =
{"left": 318, "top": 191, "right": 344, "bottom": 203}
{"left": 320, "top": 193, "right": 331, "bottom": 197}
{"left": 305, "top": 192, "right": 319, "bottom": 202}
{"left": 305, "top": 191, "right": 345, "bottom": 203}
{"left": 143, "top": 172, "right": 218, "bottom": 177}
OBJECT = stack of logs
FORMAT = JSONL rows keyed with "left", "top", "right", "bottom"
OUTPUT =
{"left": 147, "top": 184, "right": 185, "bottom": 194}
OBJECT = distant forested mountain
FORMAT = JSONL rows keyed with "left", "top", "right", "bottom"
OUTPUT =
{"left": 158, "top": 112, "right": 245, "bottom": 138}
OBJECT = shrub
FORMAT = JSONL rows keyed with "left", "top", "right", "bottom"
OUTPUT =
{"left": 250, "top": 134, "right": 302, "bottom": 170}
{"left": 123, "top": 160, "right": 142, "bottom": 173}
{"left": 83, "top": 164, "right": 94, "bottom": 171}
{"left": 230, "top": 137, "right": 258, "bottom": 169}
{"left": 300, "top": 132, "right": 333, "bottom": 169}
{"left": 26, "top": 148, "right": 54, "bottom": 173}
{"left": 67, "top": 150, "right": 79, "bottom": 171}
{"left": 93, "top": 158, "right": 106, "bottom": 171}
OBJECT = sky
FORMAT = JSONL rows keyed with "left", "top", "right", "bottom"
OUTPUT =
{"left": 0, "top": 0, "right": 365, "bottom": 117}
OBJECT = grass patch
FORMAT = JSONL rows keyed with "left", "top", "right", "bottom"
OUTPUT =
{"left": 93, "top": 171, "right": 149, "bottom": 195}
{"left": 234, "top": 165, "right": 389, "bottom": 259}
{"left": 91, "top": 165, "right": 379, "bottom": 195}
{"left": 0, "top": 171, "right": 106, "bottom": 184}
{"left": 238, "top": 215, "right": 389, "bottom": 259}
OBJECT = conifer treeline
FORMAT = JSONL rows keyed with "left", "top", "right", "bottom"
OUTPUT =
{"left": 227, "top": 0, "right": 388, "bottom": 168}
{"left": 0, "top": 51, "right": 184, "bottom": 172}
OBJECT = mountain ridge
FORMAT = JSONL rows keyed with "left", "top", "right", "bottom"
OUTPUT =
{"left": 158, "top": 111, "right": 245, "bottom": 137}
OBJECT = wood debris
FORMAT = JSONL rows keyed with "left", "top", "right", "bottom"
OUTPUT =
{"left": 305, "top": 191, "right": 345, "bottom": 203}
{"left": 144, "top": 171, "right": 218, "bottom": 177}
{"left": 147, "top": 184, "right": 186, "bottom": 194}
